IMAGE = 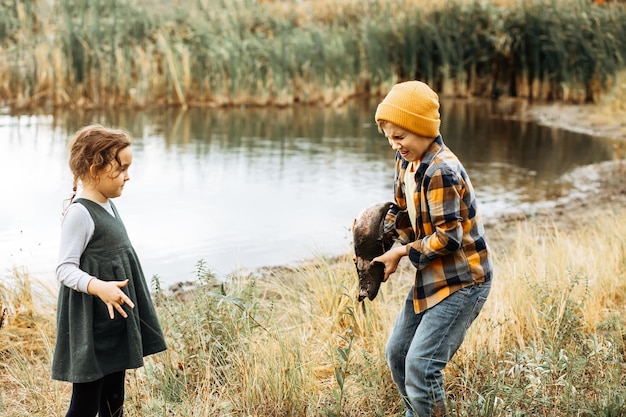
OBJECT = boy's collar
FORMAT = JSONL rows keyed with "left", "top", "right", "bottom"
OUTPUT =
{"left": 419, "top": 135, "right": 444, "bottom": 166}
{"left": 399, "top": 135, "right": 444, "bottom": 172}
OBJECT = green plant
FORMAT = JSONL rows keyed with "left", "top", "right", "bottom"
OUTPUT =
{"left": 327, "top": 293, "right": 356, "bottom": 417}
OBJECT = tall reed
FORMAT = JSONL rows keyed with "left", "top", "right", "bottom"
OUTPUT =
{"left": 1, "top": 0, "right": 625, "bottom": 110}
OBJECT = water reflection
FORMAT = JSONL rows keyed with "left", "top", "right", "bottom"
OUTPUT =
{"left": 0, "top": 99, "right": 617, "bottom": 287}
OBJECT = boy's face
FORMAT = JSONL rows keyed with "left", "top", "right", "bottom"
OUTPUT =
{"left": 381, "top": 122, "right": 435, "bottom": 163}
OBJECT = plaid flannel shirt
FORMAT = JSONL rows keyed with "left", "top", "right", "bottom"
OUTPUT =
{"left": 385, "top": 136, "right": 492, "bottom": 313}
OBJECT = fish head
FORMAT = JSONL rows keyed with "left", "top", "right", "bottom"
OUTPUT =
{"left": 354, "top": 257, "right": 385, "bottom": 302}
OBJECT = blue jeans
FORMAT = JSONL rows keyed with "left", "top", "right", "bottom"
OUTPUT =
{"left": 386, "top": 281, "right": 491, "bottom": 417}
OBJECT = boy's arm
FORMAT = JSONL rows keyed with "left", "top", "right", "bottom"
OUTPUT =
{"left": 406, "top": 167, "right": 465, "bottom": 269}
{"left": 385, "top": 206, "right": 415, "bottom": 245}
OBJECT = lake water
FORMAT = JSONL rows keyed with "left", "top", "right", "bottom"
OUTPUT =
{"left": 0, "top": 99, "right": 617, "bottom": 288}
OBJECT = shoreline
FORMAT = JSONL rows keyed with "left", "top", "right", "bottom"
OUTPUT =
{"left": 475, "top": 87, "right": 626, "bottom": 256}
{"left": 235, "top": 97, "right": 626, "bottom": 288}
{"left": 525, "top": 103, "right": 626, "bottom": 141}
{"left": 7, "top": 93, "right": 624, "bottom": 294}
{"left": 523, "top": 69, "right": 626, "bottom": 142}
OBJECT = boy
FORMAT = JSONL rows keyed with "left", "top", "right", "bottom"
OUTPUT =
{"left": 371, "top": 81, "right": 493, "bottom": 417}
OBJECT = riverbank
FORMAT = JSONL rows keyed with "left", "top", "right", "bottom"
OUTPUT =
{"left": 195, "top": 83, "right": 626, "bottom": 286}
{"left": 466, "top": 70, "right": 624, "bottom": 229}
{"left": 525, "top": 69, "right": 626, "bottom": 141}
{"left": 252, "top": 72, "right": 626, "bottom": 281}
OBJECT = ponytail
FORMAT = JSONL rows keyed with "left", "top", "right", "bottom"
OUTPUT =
{"left": 61, "top": 178, "right": 79, "bottom": 217}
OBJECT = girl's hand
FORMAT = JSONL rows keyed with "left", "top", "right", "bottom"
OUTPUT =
{"left": 87, "top": 278, "right": 135, "bottom": 319}
{"left": 372, "top": 245, "right": 407, "bottom": 282}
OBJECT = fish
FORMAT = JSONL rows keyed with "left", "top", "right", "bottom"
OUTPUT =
{"left": 352, "top": 201, "right": 398, "bottom": 302}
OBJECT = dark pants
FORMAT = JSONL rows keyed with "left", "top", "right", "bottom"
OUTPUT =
{"left": 65, "top": 370, "right": 126, "bottom": 417}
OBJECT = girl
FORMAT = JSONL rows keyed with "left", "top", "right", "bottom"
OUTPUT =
{"left": 52, "top": 124, "right": 167, "bottom": 417}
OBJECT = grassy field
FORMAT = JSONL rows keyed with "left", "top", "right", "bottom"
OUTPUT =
{"left": 1, "top": 1, "right": 626, "bottom": 416}
{"left": 1, "top": 180, "right": 625, "bottom": 416}
{"left": 1, "top": 0, "right": 625, "bottom": 110}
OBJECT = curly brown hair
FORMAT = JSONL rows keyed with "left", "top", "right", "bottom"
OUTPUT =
{"left": 66, "top": 124, "right": 132, "bottom": 207}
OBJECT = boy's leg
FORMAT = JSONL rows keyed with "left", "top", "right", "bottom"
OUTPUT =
{"left": 405, "top": 281, "right": 491, "bottom": 417}
{"left": 386, "top": 286, "right": 422, "bottom": 417}
{"left": 65, "top": 378, "right": 104, "bottom": 417}
{"left": 99, "top": 370, "right": 126, "bottom": 417}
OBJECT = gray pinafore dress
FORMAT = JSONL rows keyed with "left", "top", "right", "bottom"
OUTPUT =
{"left": 52, "top": 198, "right": 167, "bottom": 383}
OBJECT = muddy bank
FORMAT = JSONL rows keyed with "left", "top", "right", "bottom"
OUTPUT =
{"left": 487, "top": 89, "right": 626, "bottom": 244}
{"left": 526, "top": 103, "right": 626, "bottom": 141}
{"left": 524, "top": 70, "right": 626, "bottom": 141}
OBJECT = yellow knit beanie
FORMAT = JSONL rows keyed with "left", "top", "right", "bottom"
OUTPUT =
{"left": 375, "top": 81, "right": 441, "bottom": 138}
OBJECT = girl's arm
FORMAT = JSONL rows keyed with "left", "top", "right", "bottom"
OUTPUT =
{"left": 56, "top": 204, "right": 95, "bottom": 293}
{"left": 57, "top": 204, "right": 134, "bottom": 318}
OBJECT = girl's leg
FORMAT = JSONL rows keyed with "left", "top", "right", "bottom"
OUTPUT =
{"left": 405, "top": 281, "right": 491, "bottom": 417}
{"left": 65, "top": 379, "right": 104, "bottom": 417}
{"left": 99, "top": 370, "right": 126, "bottom": 417}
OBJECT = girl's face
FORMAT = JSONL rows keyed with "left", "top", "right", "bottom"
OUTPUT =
{"left": 382, "top": 122, "right": 435, "bottom": 163}
{"left": 84, "top": 146, "right": 133, "bottom": 202}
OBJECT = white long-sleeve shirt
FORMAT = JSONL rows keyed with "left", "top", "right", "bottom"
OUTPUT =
{"left": 56, "top": 199, "right": 115, "bottom": 293}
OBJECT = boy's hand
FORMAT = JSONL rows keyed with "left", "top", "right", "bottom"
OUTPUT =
{"left": 87, "top": 278, "right": 135, "bottom": 319}
{"left": 372, "top": 245, "right": 406, "bottom": 282}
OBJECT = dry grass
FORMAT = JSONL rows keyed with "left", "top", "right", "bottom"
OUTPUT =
{"left": 1, "top": 193, "right": 625, "bottom": 415}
